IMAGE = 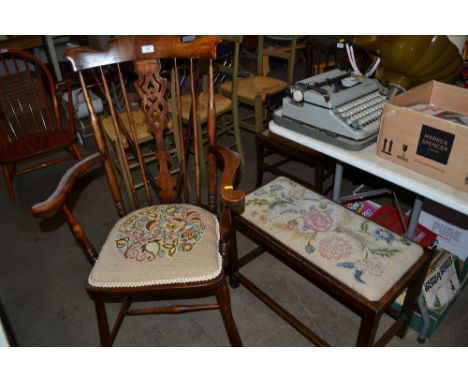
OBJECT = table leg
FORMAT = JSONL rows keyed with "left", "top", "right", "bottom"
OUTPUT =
{"left": 406, "top": 196, "right": 425, "bottom": 239}
{"left": 406, "top": 195, "right": 431, "bottom": 343}
{"left": 332, "top": 161, "right": 344, "bottom": 202}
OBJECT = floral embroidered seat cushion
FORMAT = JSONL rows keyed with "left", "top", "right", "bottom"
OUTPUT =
{"left": 241, "top": 177, "right": 424, "bottom": 301}
{"left": 89, "top": 204, "right": 222, "bottom": 288}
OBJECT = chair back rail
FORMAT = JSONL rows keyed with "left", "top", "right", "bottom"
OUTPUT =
{"left": 257, "top": 36, "right": 298, "bottom": 85}
{"left": 65, "top": 36, "right": 221, "bottom": 213}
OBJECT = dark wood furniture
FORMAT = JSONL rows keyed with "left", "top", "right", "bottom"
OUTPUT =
{"left": 255, "top": 128, "right": 333, "bottom": 193}
{"left": 0, "top": 49, "right": 83, "bottom": 201}
{"left": 229, "top": 176, "right": 432, "bottom": 346}
{"left": 32, "top": 36, "right": 244, "bottom": 346}
{"left": 254, "top": 92, "right": 333, "bottom": 194}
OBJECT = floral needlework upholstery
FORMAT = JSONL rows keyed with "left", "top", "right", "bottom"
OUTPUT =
{"left": 242, "top": 177, "right": 424, "bottom": 301}
{"left": 89, "top": 204, "right": 222, "bottom": 288}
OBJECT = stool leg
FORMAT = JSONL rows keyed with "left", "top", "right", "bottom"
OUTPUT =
{"left": 356, "top": 309, "right": 381, "bottom": 346}
{"left": 397, "top": 262, "right": 430, "bottom": 338}
{"left": 228, "top": 226, "right": 240, "bottom": 289}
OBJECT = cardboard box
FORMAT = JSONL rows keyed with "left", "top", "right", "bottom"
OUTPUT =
{"left": 418, "top": 210, "right": 468, "bottom": 260}
{"left": 377, "top": 81, "right": 468, "bottom": 192}
{"left": 392, "top": 250, "right": 467, "bottom": 338}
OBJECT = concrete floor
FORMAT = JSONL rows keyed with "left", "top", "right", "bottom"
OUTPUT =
{"left": 1, "top": 122, "right": 468, "bottom": 347}
{"left": 1, "top": 55, "right": 468, "bottom": 347}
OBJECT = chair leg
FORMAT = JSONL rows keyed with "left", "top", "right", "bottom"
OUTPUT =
{"left": 356, "top": 309, "right": 381, "bottom": 346}
{"left": 2, "top": 165, "right": 15, "bottom": 201}
{"left": 231, "top": 105, "right": 244, "bottom": 164}
{"left": 254, "top": 96, "right": 264, "bottom": 133}
{"left": 215, "top": 278, "right": 242, "bottom": 346}
{"left": 94, "top": 296, "right": 113, "bottom": 346}
{"left": 255, "top": 133, "right": 265, "bottom": 188}
{"left": 69, "top": 143, "right": 84, "bottom": 161}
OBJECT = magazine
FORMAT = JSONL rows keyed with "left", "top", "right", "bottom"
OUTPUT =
{"left": 408, "top": 104, "right": 468, "bottom": 127}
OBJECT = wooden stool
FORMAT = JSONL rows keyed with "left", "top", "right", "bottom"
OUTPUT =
{"left": 230, "top": 176, "right": 432, "bottom": 346}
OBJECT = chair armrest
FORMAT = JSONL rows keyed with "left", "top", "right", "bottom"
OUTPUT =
{"left": 32, "top": 153, "right": 105, "bottom": 218}
{"left": 210, "top": 144, "right": 245, "bottom": 209}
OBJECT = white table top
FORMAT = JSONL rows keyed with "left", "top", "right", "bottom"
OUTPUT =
{"left": 269, "top": 120, "right": 468, "bottom": 215}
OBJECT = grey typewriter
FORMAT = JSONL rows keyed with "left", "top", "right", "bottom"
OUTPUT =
{"left": 273, "top": 69, "right": 387, "bottom": 150}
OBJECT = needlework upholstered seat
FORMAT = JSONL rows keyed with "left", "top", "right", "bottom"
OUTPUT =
{"left": 89, "top": 204, "right": 221, "bottom": 288}
{"left": 229, "top": 175, "right": 432, "bottom": 346}
{"left": 241, "top": 177, "right": 423, "bottom": 301}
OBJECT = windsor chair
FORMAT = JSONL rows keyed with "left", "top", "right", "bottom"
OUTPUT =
{"left": 32, "top": 35, "right": 244, "bottom": 346}
{"left": 0, "top": 49, "right": 83, "bottom": 201}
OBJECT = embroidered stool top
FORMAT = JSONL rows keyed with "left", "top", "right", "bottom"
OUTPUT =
{"left": 89, "top": 204, "right": 222, "bottom": 288}
{"left": 241, "top": 177, "right": 424, "bottom": 301}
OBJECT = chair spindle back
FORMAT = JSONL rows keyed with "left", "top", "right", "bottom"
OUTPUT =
{"left": 0, "top": 49, "right": 65, "bottom": 147}
{"left": 65, "top": 36, "right": 221, "bottom": 215}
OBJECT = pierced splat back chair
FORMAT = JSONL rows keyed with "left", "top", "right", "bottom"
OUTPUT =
{"left": 32, "top": 36, "right": 244, "bottom": 346}
{"left": 0, "top": 49, "right": 83, "bottom": 201}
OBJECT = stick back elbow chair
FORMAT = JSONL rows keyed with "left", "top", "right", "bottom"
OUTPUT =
{"left": 0, "top": 49, "right": 83, "bottom": 201}
{"left": 32, "top": 36, "right": 244, "bottom": 346}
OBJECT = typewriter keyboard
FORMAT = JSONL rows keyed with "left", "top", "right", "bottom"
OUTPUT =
{"left": 335, "top": 91, "right": 386, "bottom": 130}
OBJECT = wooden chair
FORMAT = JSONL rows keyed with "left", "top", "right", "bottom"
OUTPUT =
{"left": 220, "top": 35, "right": 298, "bottom": 133}
{"left": 32, "top": 36, "right": 244, "bottom": 346}
{"left": 229, "top": 176, "right": 432, "bottom": 346}
{"left": 101, "top": 94, "right": 180, "bottom": 211}
{"left": 0, "top": 49, "right": 83, "bottom": 201}
{"left": 180, "top": 36, "right": 244, "bottom": 170}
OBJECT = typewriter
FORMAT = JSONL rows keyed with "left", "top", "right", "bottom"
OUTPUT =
{"left": 273, "top": 69, "right": 388, "bottom": 150}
